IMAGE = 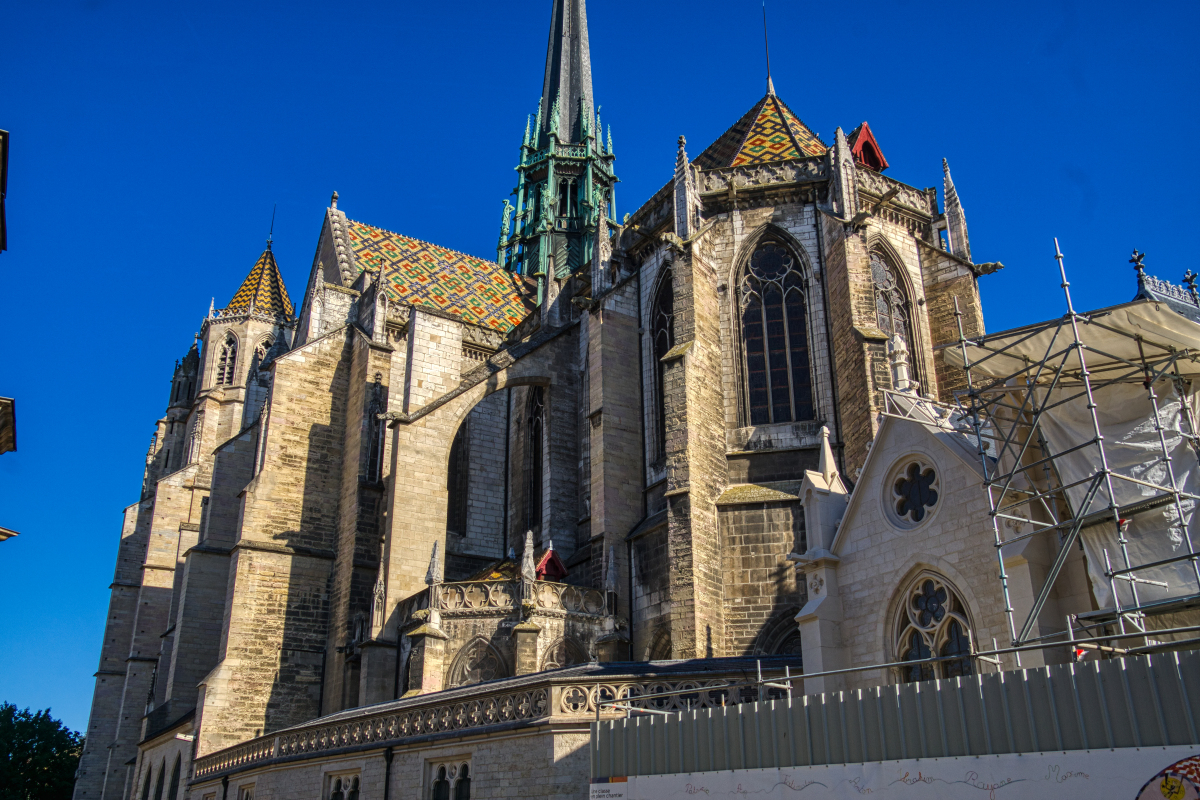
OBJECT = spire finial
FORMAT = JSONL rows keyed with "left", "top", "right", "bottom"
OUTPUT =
{"left": 1130, "top": 249, "right": 1147, "bottom": 278}
{"left": 208, "top": 297, "right": 215, "bottom": 319}
{"left": 763, "top": 1, "right": 774, "bottom": 95}
{"left": 521, "top": 530, "right": 537, "bottom": 583}
{"left": 330, "top": 191, "right": 339, "bottom": 210}
{"left": 266, "top": 204, "right": 276, "bottom": 251}
{"left": 424, "top": 541, "right": 442, "bottom": 586}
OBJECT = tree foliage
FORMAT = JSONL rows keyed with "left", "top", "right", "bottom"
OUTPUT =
{"left": 0, "top": 703, "right": 82, "bottom": 800}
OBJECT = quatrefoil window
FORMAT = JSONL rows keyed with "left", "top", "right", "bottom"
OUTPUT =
{"left": 893, "top": 462, "right": 938, "bottom": 524}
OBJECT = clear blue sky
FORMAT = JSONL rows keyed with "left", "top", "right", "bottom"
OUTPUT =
{"left": 1, "top": 0, "right": 1196, "bottom": 733}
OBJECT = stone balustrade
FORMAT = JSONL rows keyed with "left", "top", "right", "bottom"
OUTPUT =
{"left": 192, "top": 659, "right": 801, "bottom": 781}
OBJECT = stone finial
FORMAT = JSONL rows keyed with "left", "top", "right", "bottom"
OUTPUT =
{"left": 330, "top": 191, "right": 339, "bottom": 210}
{"left": 207, "top": 298, "right": 215, "bottom": 319}
{"left": 424, "top": 542, "right": 442, "bottom": 586}
{"left": 818, "top": 426, "right": 837, "bottom": 484}
{"left": 676, "top": 135, "right": 688, "bottom": 168}
{"left": 942, "top": 159, "right": 971, "bottom": 262}
{"left": 521, "top": 530, "right": 537, "bottom": 584}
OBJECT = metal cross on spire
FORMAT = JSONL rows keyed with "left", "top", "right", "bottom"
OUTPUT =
{"left": 267, "top": 204, "right": 277, "bottom": 251}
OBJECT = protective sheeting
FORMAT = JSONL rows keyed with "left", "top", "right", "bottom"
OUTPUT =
{"left": 1034, "top": 380, "right": 1200, "bottom": 608}
{"left": 944, "top": 300, "right": 1200, "bottom": 379}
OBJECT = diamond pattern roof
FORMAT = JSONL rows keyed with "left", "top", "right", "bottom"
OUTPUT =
{"left": 345, "top": 220, "right": 536, "bottom": 333}
{"left": 693, "top": 93, "right": 826, "bottom": 170}
{"left": 223, "top": 248, "right": 294, "bottom": 321}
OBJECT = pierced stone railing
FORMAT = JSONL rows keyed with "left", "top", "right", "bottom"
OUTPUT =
{"left": 1143, "top": 274, "right": 1200, "bottom": 306}
{"left": 429, "top": 580, "right": 606, "bottom": 617}
{"left": 699, "top": 159, "right": 826, "bottom": 194}
{"left": 855, "top": 170, "right": 935, "bottom": 216}
{"left": 191, "top": 661, "right": 800, "bottom": 781}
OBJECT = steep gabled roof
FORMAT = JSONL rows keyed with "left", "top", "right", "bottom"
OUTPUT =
{"left": 223, "top": 248, "right": 294, "bottom": 321}
{"left": 847, "top": 121, "right": 889, "bottom": 172}
{"left": 344, "top": 220, "right": 536, "bottom": 333}
{"left": 693, "top": 92, "right": 827, "bottom": 170}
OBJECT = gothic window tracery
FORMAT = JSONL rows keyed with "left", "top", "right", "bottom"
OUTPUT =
{"left": 525, "top": 387, "right": 545, "bottom": 533}
{"left": 650, "top": 269, "right": 674, "bottom": 464}
{"left": 216, "top": 335, "right": 238, "bottom": 386}
{"left": 870, "top": 252, "right": 917, "bottom": 389}
{"left": 329, "top": 776, "right": 360, "bottom": 800}
{"left": 895, "top": 574, "right": 973, "bottom": 682}
{"left": 448, "top": 639, "right": 507, "bottom": 687}
{"left": 739, "top": 241, "right": 814, "bottom": 425}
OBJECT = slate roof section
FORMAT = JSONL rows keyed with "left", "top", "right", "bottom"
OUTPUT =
{"left": 693, "top": 93, "right": 827, "bottom": 170}
{"left": 345, "top": 220, "right": 537, "bottom": 333}
{"left": 222, "top": 248, "right": 294, "bottom": 322}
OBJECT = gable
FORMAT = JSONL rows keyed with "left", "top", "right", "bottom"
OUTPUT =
{"left": 832, "top": 413, "right": 985, "bottom": 556}
{"left": 847, "top": 121, "right": 889, "bottom": 172}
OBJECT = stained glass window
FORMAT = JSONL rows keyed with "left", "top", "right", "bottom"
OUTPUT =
{"left": 526, "top": 387, "right": 544, "bottom": 532}
{"left": 739, "top": 242, "right": 814, "bottom": 425}
{"left": 871, "top": 252, "right": 916, "bottom": 389}
{"left": 896, "top": 574, "right": 974, "bottom": 683}
{"left": 651, "top": 270, "right": 674, "bottom": 463}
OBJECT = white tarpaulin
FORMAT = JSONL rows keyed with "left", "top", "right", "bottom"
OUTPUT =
{"left": 1035, "top": 380, "right": 1200, "bottom": 608}
{"left": 594, "top": 746, "right": 1200, "bottom": 799}
{"left": 944, "top": 301, "right": 1200, "bottom": 379}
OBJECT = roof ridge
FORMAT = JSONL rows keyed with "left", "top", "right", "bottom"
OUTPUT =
{"left": 692, "top": 95, "right": 770, "bottom": 169}
{"left": 729, "top": 95, "right": 773, "bottom": 164}
{"left": 346, "top": 218, "right": 499, "bottom": 269}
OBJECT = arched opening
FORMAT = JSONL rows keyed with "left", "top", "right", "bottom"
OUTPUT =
{"left": 446, "top": 422, "right": 469, "bottom": 536}
{"left": 525, "top": 386, "right": 545, "bottom": 535}
{"left": 893, "top": 572, "right": 974, "bottom": 682}
{"left": 650, "top": 269, "right": 674, "bottom": 464}
{"left": 870, "top": 250, "right": 918, "bottom": 391}
{"left": 166, "top": 754, "right": 181, "bottom": 800}
{"left": 216, "top": 334, "right": 238, "bottom": 386}
{"left": 447, "top": 638, "right": 509, "bottom": 688}
{"left": 738, "top": 241, "right": 814, "bottom": 425}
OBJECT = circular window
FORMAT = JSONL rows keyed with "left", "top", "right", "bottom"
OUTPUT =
{"left": 885, "top": 458, "right": 939, "bottom": 529}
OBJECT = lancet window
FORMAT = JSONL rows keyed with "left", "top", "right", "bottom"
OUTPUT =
{"left": 895, "top": 573, "right": 974, "bottom": 682}
{"left": 650, "top": 269, "right": 675, "bottom": 463}
{"left": 216, "top": 335, "right": 238, "bottom": 386}
{"left": 525, "top": 387, "right": 545, "bottom": 533}
{"left": 328, "top": 776, "right": 360, "bottom": 800}
{"left": 446, "top": 422, "right": 469, "bottom": 535}
{"left": 870, "top": 251, "right": 917, "bottom": 388}
{"left": 739, "top": 241, "right": 814, "bottom": 425}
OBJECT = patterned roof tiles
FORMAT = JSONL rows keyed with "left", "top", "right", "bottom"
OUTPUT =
{"left": 693, "top": 93, "right": 826, "bottom": 170}
{"left": 344, "top": 220, "right": 536, "bottom": 333}
{"left": 223, "top": 248, "right": 294, "bottom": 321}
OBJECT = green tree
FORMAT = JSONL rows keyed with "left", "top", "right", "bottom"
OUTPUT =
{"left": 0, "top": 703, "right": 83, "bottom": 800}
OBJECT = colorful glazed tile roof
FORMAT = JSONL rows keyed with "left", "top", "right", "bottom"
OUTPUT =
{"left": 345, "top": 220, "right": 536, "bottom": 332}
{"left": 222, "top": 248, "right": 294, "bottom": 321}
{"left": 693, "top": 93, "right": 826, "bottom": 170}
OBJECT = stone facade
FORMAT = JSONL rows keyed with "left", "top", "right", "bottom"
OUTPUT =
{"left": 71, "top": 1, "right": 1047, "bottom": 798}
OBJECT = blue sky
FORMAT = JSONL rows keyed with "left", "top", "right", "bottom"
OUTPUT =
{"left": 1, "top": 0, "right": 1197, "bottom": 733}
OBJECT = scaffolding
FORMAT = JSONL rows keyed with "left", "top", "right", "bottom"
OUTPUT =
{"left": 938, "top": 241, "right": 1200, "bottom": 656}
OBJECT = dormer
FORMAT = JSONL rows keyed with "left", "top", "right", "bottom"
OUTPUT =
{"left": 847, "top": 121, "right": 889, "bottom": 172}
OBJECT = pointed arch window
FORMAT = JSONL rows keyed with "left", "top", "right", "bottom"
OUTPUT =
{"left": 739, "top": 241, "right": 814, "bottom": 425}
{"left": 216, "top": 334, "right": 238, "bottom": 386}
{"left": 446, "top": 422, "right": 469, "bottom": 535}
{"left": 650, "top": 269, "right": 674, "bottom": 463}
{"left": 525, "top": 387, "right": 545, "bottom": 533}
{"left": 166, "top": 755, "right": 181, "bottom": 800}
{"left": 895, "top": 573, "right": 974, "bottom": 682}
{"left": 871, "top": 252, "right": 916, "bottom": 389}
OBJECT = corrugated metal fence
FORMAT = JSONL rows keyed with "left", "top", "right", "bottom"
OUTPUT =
{"left": 591, "top": 651, "right": 1200, "bottom": 779}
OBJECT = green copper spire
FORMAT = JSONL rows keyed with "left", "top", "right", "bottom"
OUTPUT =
{"left": 499, "top": 0, "right": 616, "bottom": 298}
